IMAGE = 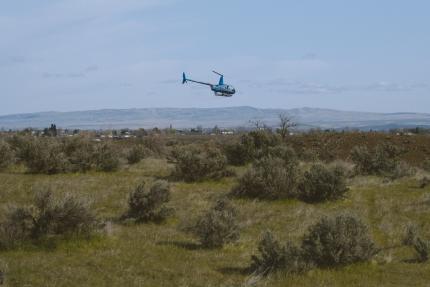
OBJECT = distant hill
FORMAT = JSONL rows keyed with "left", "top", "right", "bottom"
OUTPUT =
{"left": 1, "top": 106, "right": 430, "bottom": 130}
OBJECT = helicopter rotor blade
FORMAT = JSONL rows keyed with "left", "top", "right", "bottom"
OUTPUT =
{"left": 212, "top": 70, "right": 223, "bottom": 77}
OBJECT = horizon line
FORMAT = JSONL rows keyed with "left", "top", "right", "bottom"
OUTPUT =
{"left": 1, "top": 106, "right": 429, "bottom": 118}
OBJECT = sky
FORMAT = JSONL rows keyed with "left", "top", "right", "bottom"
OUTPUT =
{"left": 1, "top": 0, "right": 430, "bottom": 115}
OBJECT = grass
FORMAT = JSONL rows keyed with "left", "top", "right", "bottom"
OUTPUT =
{"left": 1, "top": 158, "right": 430, "bottom": 286}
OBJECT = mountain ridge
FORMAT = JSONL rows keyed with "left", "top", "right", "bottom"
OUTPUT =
{"left": 1, "top": 106, "right": 429, "bottom": 130}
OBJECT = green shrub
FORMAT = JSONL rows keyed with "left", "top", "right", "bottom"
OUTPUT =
{"left": 419, "top": 176, "right": 430, "bottom": 189}
{"left": 402, "top": 224, "right": 430, "bottom": 262}
{"left": 389, "top": 161, "right": 416, "bottom": 180}
{"left": 0, "top": 190, "right": 99, "bottom": 249}
{"left": 224, "top": 131, "right": 281, "bottom": 165}
{"left": 6, "top": 135, "right": 32, "bottom": 163}
{"left": 300, "top": 149, "right": 319, "bottom": 162}
{"left": 172, "top": 144, "right": 228, "bottom": 182}
{"left": 350, "top": 146, "right": 374, "bottom": 174}
{"left": 142, "top": 136, "right": 165, "bottom": 155}
{"left": 64, "top": 137, "right": 95, "bottom": 172}
{"left": 224, "top": 142, "right": 251, "bottom": 166}
{"left": 317, "top": 142, "right": 336, "bottom": 163}
{"left": 0, "top": 140, "right": 14, "bottom": 170}
{"left": 8, "top": 136, "right": 122, "bottom": 173}
{"left": 192, "top": 198, "right": 239, "bottom": 248}
{"left": 124, "top": 180, "right": 172, "bottom": 223}
{"left": 93, "top": 142, "right": 120, "bottom": 172}
{"left": 422, "top": 158, "right": 430, "bottom": 172}
{"left": 373, "top": 143, "right": 402, "bottom": 172}
{"left": 0, "top": 207, "right": 34, "bottom": 249}
{"left": 403, "top": 224, "right": 419, "bottom": 246}
{"left": 351, "top": 143, "right": 403, "bottom": 176}
{"left": 22, "top": 138, "right": 69, "bottom": 174}
{"left": 413, "top": 238, "right": 430, "bottom": 262}
{"left": 232, "top": 156, "right": 299, "bottom": 199}
{"left": 301, "top": 214, "right": 376, "bottom": 267}
{"left": 248, "top": 130, "right": 281, "bottom": 152}
{"left": 127, "top": 144, "right": 149, "bottom": 164}
{"left": 298, "top": 163, "right": 348, "bottom": 203}
{"left": 267, "top": 145, "right": 298, "bottom": 165}
{"left": 32, "top": 190, "right": 99, "bottom": 237}
{"left": 329, "top": 160, "right": 355, "bottom": 178}
{"left": 251, "top": 231, "right": 308, "bottom": 275}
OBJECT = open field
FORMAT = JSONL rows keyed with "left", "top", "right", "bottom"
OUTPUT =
{"left": 3, "top": 1, "right": 430, "bottom": 285}
{"left": 1, "top": 132, "right": 430, "bottom": 286}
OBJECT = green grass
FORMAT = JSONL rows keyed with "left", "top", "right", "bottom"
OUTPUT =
{"left": 1, "top": 158, "right": 430, "bottom": 286}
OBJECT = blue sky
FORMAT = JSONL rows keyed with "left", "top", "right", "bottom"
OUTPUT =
{"left": 1, "top": 0, "right": 429, "bottom": 115}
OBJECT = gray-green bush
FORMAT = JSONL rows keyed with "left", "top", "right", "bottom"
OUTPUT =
{"left": 0, "top": 140, "right": 14, "bottom": 170}
{"left": 298, "top": 163, "right": 348, "bottom": 203}
{"left": 22, "top": 138, "right": 69, "bottom": 174}
{"left": 127, "top": 144, "right": 149, "bottom": 164}
{"left": 172, "top": 144, "right": 228, "bottom": 182}
{"left": 224, "top": 130, "right": 281, "bottom": 165}
{"left": 93, "top": 142, "right": 120, "bottom": 172}
{"left": 224, "top": 141, "right": 251, "bottom": 166}
{"left": 124, "top": 180, "right": 172, "bottom": 223}
{"left": 403, "top": 224, "right": 419, "bottom": 246}
{"left": 402, "top": 225, "right": 430, "bottom": 262}
{"left": 419, "top": 176, "right": 430, "bottom": 189}
{"left": 413, "top": 238, "right": 430, "bottom": 262}
{"left": 350, "top": 146, "right": 374, "bottom": 175}
{"left": 350, "top": 143, "right": 403, "bottom": 177}
{"left": 251, "top": 231, "right": 308, "bottom": 275}
{"left": 64, "top": 137, "right": 95, "bottom": 172}
{"left": 301, "top": 214, "right": 376, "bottom": 267}
{"left": 422, "top": 158, "right": 430, "bottom": 172}
{"left": 389, "top": 161, "right": 416, "bottom": 180}
{"left": 267, "top": 145, "right": 298, "bottom": 165}
{"left": 0, "top": 207, "right": 34, "bottom": 249}
{"left": 191, "top": 198, "right": 239, "bottom": 248}
{"left": 142, "top": 136, "right": 166, "bottom": 156}
{"left": 232, "top": 156, "right": 299, "bottom": 199}
{"left": 8, "top": 136, "right": 123, "bottom": 173}
{"left": 0, "top": 190, "right": 99, "bottom": 249}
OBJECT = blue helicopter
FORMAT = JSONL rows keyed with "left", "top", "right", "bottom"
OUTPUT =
{"left": 182, "top": 71, "right": 236, "bottom": 97}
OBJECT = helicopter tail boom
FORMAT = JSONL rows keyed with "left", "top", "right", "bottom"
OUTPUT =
{"left": 181, "top": 72, "right": 212, "bottom": 87}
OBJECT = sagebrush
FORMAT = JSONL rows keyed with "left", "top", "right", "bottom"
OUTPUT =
{"left": 0, "top": 190, "right": 100, "bottom": 249}
{"left": 172, "top": 144, "right": 228, "bottom": 182}
{"left": 124, "top": 180, "right": 172, "bottom": 223}
{"left": 301, "top": 214, "right": 376, "bottom": 267}
{"left": 232, "top": 156, "right": 299, "bottom": 199}
{"left": 251, "top": 231, "right": 308, "bottom": 275}
{"left": 298, "top": 163, "right": 349, "bottom": 203}
{"left": 191, "top": 198, "right": 240, "bottom": 248}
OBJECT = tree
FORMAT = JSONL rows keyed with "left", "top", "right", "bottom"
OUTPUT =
{"left": 277, "top": 114, "right": 296, "bottom": 140}
{"left": 249, "top": 120, "right": 270, "bottom": 130}
{"left": 43, "top": 124, "right": 57, "bottom": 137}
{"left": 212, "top": 125, "right": 220, "bottom": 134}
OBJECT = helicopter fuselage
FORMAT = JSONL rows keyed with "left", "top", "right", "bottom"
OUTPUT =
{"left": 211, "top": 84, "right": 235, "bottom": 97}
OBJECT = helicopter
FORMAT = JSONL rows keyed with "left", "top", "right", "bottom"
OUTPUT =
{"left": 182, "top": 71, "right": 236, "bottom": 97}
